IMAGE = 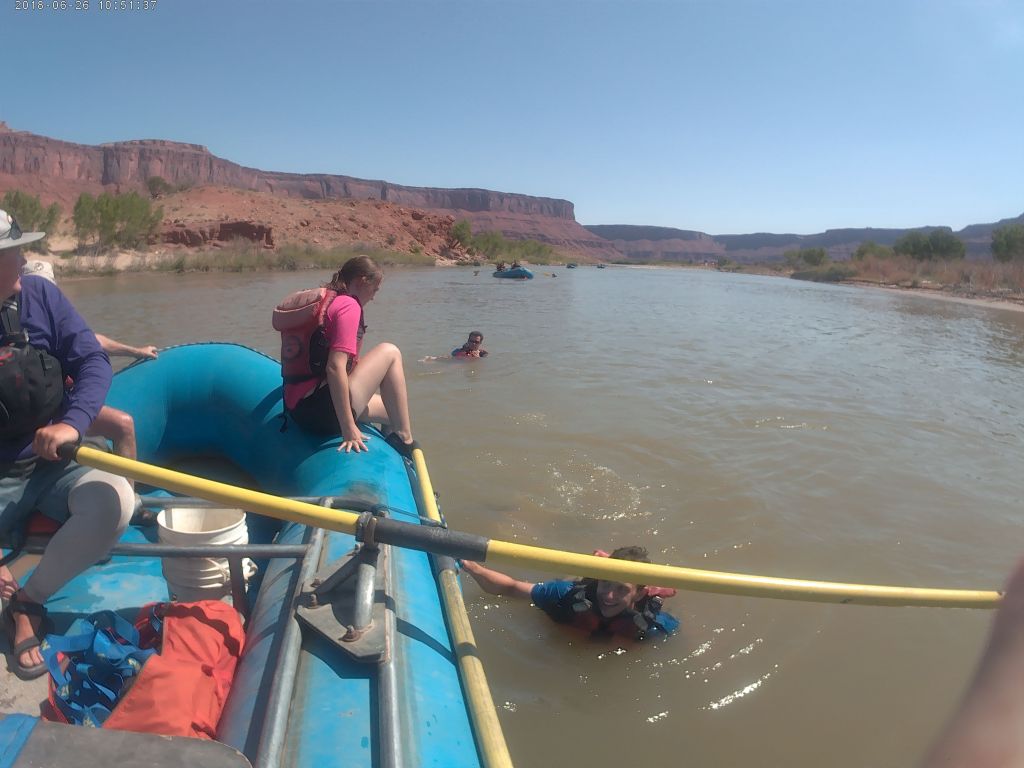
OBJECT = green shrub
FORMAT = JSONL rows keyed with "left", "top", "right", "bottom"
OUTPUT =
{"left": 854, "top": 241, "right": 894, "bottom": 260}
{"left": 2, "top": 190, "right": 61, "bottom": 252}
{"left": 73, "top": 191, "right": 162, "bottom": 251}
{"left": 451, "top": 219, "right": 473, "bottom": 248}
{"left": 146, "top": 176, "right": 174, "bottom": 198}
{"left": 467, "top": 229, "right": 555, "bottom": 263}
{"left": 992, "top": 224, "right": 1024, "bottom": 263}
{"left": 894, "top": 229, "right": 965, "bottom": 260}
{"left": 784, "top": 247, "right": 828, "bottom": 267}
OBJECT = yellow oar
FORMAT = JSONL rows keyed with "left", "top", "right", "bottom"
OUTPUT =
{"left": 410, "top": 447, "right": 512, "bottom": 768}
{"left": 61, "top": 444, "right": 1003, "bottom": 609}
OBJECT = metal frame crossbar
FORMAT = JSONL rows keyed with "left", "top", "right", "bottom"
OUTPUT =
{"left": 0, "top": 495, "right": 338, "bottom": 620}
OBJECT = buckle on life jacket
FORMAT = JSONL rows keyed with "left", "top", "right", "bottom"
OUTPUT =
{"left": 572, "top": 597, "right": 592, "bottom": 613}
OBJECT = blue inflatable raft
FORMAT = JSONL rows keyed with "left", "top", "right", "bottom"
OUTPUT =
{"left": 492, "top": 267, "right": 533, "bottom": 280}
{"left": 0, "top": 343, "right": 508, "bottom": 768}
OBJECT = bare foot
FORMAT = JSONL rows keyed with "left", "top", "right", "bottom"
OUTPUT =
{"left": 920, "top": 559, "right": 1024, "bottom": 767}
{"left": 0, "top": 564, "right": 16, "bottom": 600}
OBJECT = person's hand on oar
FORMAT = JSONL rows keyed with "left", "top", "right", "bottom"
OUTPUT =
{"left": 33, "top": 422, "right": 80, "bottom": 461}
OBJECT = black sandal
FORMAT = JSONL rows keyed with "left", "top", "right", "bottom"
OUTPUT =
{"left": 384, "top": 432, "right": 419, "bottom": 460}
{"left": 2, "top": 591, "right": 53, "bottom": 681}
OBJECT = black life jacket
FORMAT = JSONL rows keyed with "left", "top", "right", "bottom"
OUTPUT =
{"left": 0, "top": 295, "right": 65, "bottom": 440}
{"left": 549, "top": 579, "right": 670, "bottom": 641}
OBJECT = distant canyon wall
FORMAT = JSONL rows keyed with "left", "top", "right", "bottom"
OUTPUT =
{"left": 0, "top": 125, "right": 573, "bottom": 217}
{"left": 3, "top": 122, "right": 1016, "bottom": 263}
{"left": 585, "top": 219, "right": 1021, "bottom": 262}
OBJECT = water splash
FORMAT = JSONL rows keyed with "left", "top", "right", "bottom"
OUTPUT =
{"left": 545, "top": 457, "right": 647, "bottom": 521}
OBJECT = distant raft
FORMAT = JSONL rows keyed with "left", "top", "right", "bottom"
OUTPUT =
{"left": 492, "top": 267, "right": 534, "bottom": 279}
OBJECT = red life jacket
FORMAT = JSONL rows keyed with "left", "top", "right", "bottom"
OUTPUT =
{"left": 551, "top": 580, "right": 672, "bottom": 641}
{"left": 272, "top": 287, "right": 337, "bottom": 384}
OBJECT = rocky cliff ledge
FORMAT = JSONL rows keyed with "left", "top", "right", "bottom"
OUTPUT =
{"left": 0, "top": 124, "right": 574, "bottom": 219}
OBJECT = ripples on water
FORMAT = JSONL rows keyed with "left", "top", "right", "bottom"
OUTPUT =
{"left": 65, "top": 267, "right": 1024, "bottom": 767}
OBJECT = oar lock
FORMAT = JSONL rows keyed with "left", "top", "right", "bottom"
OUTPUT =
{"left": 297, "top": 510, "right": 392, "bottom": 663}
{"left": 354, "top": 507, "right": 389, "bottom": 549}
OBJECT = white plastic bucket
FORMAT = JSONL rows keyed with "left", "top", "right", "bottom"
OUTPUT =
{"left": 156, "top": 507, "right": 256, "bottom": 603}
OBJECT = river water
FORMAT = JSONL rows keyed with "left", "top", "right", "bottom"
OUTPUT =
{"left": 63, "top": 265, "right": 1024, "bottom": 767}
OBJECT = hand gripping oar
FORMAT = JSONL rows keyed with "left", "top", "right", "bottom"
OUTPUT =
{"left": 59, "top": 443, "right": 1003, "bottom": 610}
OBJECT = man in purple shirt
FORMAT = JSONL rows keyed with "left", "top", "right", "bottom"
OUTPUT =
{"left": 0, "top": 210, "right": 134, "bottom": 680}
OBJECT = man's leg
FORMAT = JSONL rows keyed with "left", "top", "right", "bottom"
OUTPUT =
{"left": 88, "top": 406, "right": 137, "bottom": 461}
{"left": 11, "top": 468, "right": 133, "bottom": 670}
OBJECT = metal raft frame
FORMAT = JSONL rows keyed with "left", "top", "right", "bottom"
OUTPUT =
{"left": 1, "top": 496, "right": 407, "bottom": 768}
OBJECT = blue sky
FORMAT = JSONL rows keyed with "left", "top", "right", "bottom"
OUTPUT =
{"left": 3, "top": 0, "right": 1022, "bottom": 234}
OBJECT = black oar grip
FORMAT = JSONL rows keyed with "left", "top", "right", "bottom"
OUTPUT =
{"left": 57, "top": 441, "right": 80, "bottom": 461}
{"left": 356, "top": 514, "right": 489, "bottom": 562}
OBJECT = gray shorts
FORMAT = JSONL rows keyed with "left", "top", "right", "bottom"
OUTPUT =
{"left": 0, "top": 456, "right": 94, "bottom": 536}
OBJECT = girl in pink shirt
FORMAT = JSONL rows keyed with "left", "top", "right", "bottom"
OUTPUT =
{"left": 288, "top": 256, "right": 415, "bottom": 457}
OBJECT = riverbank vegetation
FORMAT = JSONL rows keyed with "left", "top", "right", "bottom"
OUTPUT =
{"left": 55, "top": 240, "right": 433, "bottom": 277}
{"left": 5, "top": 187, "right": 1021, "bottom": 301}
{"left": 842, "top": 251, "right": 1024, "bottom": 295}
{"left": 1, "top": 190, "right": 61, "bottom": 252}
{"left": 450, "top": 220, "right": 557, "bottom": 263}
{"left": 73, "top": 191, "right": 163, "bottom": 252}
{"left": 169, "top": 242, "right": 434, "bottom": 271}
{"left": 779, "top": 225, "right": 1024, "bottom": 299}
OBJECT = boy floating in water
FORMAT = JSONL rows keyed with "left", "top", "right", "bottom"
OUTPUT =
{"left": 452, "top": 331, "right": 488, "bottom": 359}
{"left": 461, "top": 545, "right": 679, "bottom": 641}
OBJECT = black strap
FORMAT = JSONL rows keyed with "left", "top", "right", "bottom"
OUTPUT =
{"left": 282, "top": 373, "right": 318, "bottom": 385}
{"left": 0, "top": 295, "right": 27, "bottom": 346}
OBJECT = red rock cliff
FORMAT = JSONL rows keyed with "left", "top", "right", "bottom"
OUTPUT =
{"left": 0, "top": 123, "right": 574, "bottom": 219}
{"left": 0, "top": 122, "right": 619, "bottom": 257}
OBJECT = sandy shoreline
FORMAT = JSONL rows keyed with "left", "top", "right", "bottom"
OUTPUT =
{"left": 618, "top": 263, "right": 1024, "bottom": 314}
{"left": 844, "top": 280, "right": 1024, "bottom": 313}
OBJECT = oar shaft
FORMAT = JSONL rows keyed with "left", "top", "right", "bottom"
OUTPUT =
{"left": 62, "top": 444, "right": 361, "bottom": 534}
{"left": 484, "top": 540, "right": 1002, "bottom": 608}
{"left": 411, "top": 448, "right": 513, "bottom": 768}
{"left": 62, "top": 444, "right": 1003, "bottom": 609}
